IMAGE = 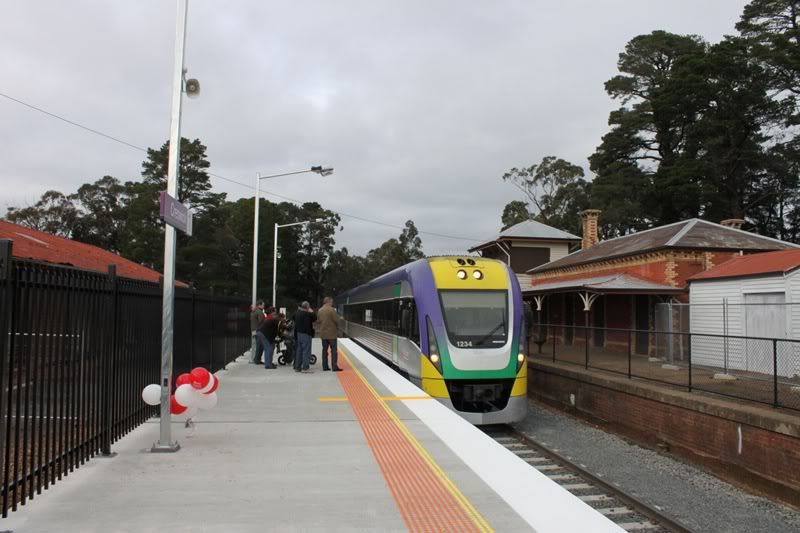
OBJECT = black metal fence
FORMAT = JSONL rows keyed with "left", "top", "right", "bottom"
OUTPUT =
{"left": 529, "top": 323, "right": 800, "bottom": 412}
{"left": 0, "top": 242, "right": 249, "bottom": 517}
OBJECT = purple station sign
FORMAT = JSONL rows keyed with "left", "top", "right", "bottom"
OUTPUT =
{"left": 159, "top": 191, "right": 193, "bottom": 236}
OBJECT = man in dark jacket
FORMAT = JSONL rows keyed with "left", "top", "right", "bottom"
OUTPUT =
{"left": 293, "top": 301, "right": 317, "bottom": 373}
{"left": 260, "top": 307, "right": 279, "bottom": 369}
{"left": 250, "top": 300, "right": 266, "bottom": 364}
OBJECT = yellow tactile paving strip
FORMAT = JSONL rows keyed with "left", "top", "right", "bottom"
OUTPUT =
{"left": 336, "top": 350, "right": 492, "bottom": 533}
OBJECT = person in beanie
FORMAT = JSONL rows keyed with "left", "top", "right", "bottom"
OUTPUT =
{"left": 261, "top": 306, "right": 279, "bottom": 369}
{"left": 250, "top": 300, "right": 266, "bottom": 364}
{"left": 317, "top": 296, "right": 342, "bottom": 371}
{"left": 293, "top": 301, "right": 317, "bottom": 373}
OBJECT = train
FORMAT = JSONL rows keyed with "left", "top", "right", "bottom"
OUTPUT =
{"left": 337, "top": 256, "right": 527, "bottom": 425}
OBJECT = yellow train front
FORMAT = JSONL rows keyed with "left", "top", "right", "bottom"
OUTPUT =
{"left": 340, "top": 256, "right": 528, "bottom": 425}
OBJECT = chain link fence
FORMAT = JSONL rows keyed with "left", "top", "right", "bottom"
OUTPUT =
{"left": 530, "top": 322, "right": 800, "bottom": 411}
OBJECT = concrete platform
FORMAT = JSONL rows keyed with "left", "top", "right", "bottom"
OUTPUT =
{"left": 3, "top": 339, "right": 620, "bottom": 532}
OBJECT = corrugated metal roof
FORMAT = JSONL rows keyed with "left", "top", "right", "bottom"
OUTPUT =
{"left": 0, "top": 220, "right": 186, "bottom": 286}
{"left": 524, "top": 273, "right": 685, "bottom": 294}
{"left": 469, "top": 220, "right": 579, "bottom": 251}
{"left": 529, "top": 219, "right": 797, "bottom": 274}
{"left": 689, "top": 249, "right": 800, "bottom": 281}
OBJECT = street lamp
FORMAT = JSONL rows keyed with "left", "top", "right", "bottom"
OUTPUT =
{"left": 251, "top": 166, "right": 333, "bottom": 309}
{"left": 273, "top": 218, "right": 325, "bottom": 311}
{"left": 153, "top": 0, "right": 191, "bottom": 454}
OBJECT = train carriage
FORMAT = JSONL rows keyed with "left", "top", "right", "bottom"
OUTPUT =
{"left": 338, "top": 256, "right": 527, "bottom": 424}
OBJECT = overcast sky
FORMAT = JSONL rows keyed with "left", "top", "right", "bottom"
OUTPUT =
{"left": 1, "top": 0, "right": 750, "bottom": 256}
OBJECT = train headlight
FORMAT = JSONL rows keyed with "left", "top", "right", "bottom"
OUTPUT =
{"left": 456, "top": 269, "right": 467, "bottom": 280}
{"left": 473, "top": 270, "right": 483, "bottom": 280}
{"left": 426, "top": 316, "right": 443, "bottom": 374}
{"left": 517, "top": 353, "right": 525, "bottom": 363}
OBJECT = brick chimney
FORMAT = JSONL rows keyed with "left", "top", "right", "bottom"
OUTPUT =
{"left": 720, "top": 218, "right": 745, "bottom": 230}
{"left": 580, "top": 209, "right": 602, "bottom": 250}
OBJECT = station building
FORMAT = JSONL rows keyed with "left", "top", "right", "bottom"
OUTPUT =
{"left": 524, "top": 211, "right": 795, "bottom": 356}
{"left": 468, "top": 219, "right": 580, "bottom": 284}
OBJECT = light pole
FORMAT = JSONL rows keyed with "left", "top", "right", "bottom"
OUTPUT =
{"left": 250, "top": 166, "right": 332, "bottom": 355}
{"left": 154, "top": 0, "right": 190, "bottom": 453}
{"left": 273, "top": 219, "right": 325, "bottom": 312}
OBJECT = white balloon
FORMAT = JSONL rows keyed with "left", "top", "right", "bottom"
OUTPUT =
{"left": 196, "top": 391, "right": 218, "bottom": 411}
{"left": 175, "top": 384, "right": 199, "bottom": 408}
{"left": 141, "top": 384, "right": 161, "bottom": 406}
{"left": 184, "top": 406, "right": 199, "bottom": 419}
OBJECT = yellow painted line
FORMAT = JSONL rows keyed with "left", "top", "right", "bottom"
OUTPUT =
{"left": 339, "top": 349, "right": 493, "bottom": 532}
{"left": 319, "top": 396, "right": 433, "bottom": 402}
{"left": 383, "top": 396, "right": 434, "bottom": 401}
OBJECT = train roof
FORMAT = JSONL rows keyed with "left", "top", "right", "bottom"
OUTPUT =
{"left": 336, "top": 256, "right": 507, "bottom": 301}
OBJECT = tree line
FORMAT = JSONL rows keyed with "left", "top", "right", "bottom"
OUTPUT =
{"left": 501, "top": 0, "right": 800, "bottom": 243}
{"left": 5, "top": 138, "right": 424, "bottom": 305}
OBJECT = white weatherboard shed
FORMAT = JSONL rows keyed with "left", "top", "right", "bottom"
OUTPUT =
{"left": 688, "top": 249, "right": 800, "bottom": 378}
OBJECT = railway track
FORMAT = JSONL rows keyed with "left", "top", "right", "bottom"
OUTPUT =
{"left": 482, "top": 426, "right": 691, "bottom": 533}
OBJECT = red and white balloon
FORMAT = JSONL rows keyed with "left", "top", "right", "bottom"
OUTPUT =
{"left": 141, "top": 366, "right": 220, "bottom": 421}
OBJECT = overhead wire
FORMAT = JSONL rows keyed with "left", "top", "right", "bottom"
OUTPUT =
{"left": 1, "top": 91, "right": 482, "bottom": 243}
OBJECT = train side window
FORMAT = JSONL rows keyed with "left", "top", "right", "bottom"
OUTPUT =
{"left": 410, "top": 302, "right": 420, "bottom": 345}
{"left": 399, "top": 301, "right": 409, "bottom": 337}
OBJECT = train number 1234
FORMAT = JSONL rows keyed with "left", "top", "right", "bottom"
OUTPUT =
{"left": 456, "top": 341, "right": 473, "bottom": 348}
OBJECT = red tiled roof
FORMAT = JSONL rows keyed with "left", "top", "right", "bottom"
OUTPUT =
{"left": 0, "top": 220, "right": 185, "bottom": 286}
{"left": 689, "top": 249, "right": 800, "bottom": 281}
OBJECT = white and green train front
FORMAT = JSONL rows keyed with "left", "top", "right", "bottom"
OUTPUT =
{"left": 339, "top": 256, "right": 528, "bottom": 425}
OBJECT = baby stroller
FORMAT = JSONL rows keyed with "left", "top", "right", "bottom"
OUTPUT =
{"left": 276, "top": 332, "right": 296, "bottom": 366}
{"left": 276, "top": 320, "right": 317, "bottom": 366}
{"left": 277, "top": 335, "right": 317, "bottom": 366}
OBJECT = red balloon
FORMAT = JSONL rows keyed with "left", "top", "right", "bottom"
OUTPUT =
{"left": 170, "top": 395, "right": 187, "bottom": 415}
{"left": 204, "top": 375, "right": 219, "bottom": 395}
{"left": 190, "top": 367, "right": 211, "bottom": 389}
{"left": 176, "top": 373, "right": 192, "bottom": 387}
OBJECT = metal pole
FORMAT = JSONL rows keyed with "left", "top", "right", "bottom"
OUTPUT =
{"left": 153, "top": 0, "right": 188, "bottom": 453}
{"left": 584, "top": 311, "right": 589, "bottom": 369}
{"left": 252, "top": 173, "right": 261, "bottom": 309}
{"left": 773, "top": 339, "right": 779, "bottom": 407}
{"left": 723, "top": 298, "right": 728, "bottom": 374}
{"left": 687, "top": 333, "right": 692, "bottom": 392}
{"left": 272, "top": 223, "right": 278, "bottom": 309}
{"left": 250, "top": 173, "right": 260, "bottom": 360}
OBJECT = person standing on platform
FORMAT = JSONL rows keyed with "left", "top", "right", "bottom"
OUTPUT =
{"left": 261, "top": 306, "right": 279, "bottom": 369}
{"left": 317, "top": 296, "right": 342, "bottom": 372}
{"left": 293, "top": 301, "right": 316, "bottom": 373}
{"left": 250, "top": 300, "right": 266, "bottom": 364}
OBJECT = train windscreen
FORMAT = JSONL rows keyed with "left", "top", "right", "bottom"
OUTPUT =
{"left": 438, "top": 290, "right": 508, "bottom": 349}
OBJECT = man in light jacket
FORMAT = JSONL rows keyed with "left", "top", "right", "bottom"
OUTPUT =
{"left": 317, "top": 296, "right": 342, "bottom": 372}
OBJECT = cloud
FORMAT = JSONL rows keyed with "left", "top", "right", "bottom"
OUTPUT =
{"left": 1, "top": 0, "right": 749, "bottom": 255}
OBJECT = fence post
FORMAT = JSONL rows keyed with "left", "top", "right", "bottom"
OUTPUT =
{"left": 687, "top": 333, "right": 692, "bottom": 392}
{"left": 584, "top": 326, "right": 589, "bottom": 370}
{"left": 101, "top": 265, "right": 118, "bottom": 456}
{"left": 209, "top": 288, "right": 215, "bottom": 371}
{"left": 552, "top": 327, "right": 556, "bottom": 362}
{"left": 773, "top": 339, "right": 779, "bottom": 408}
{"left": 0, "top": 241, "right": 15, "bottom": 515}
{"left": 627, "top": 330, "right": 632, "bottom": 379}
{"left": 189, "top": 287, "right": 196, "bottom": 370}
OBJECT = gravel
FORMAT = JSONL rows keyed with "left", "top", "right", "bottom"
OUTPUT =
{"left": 513, "top": 400, "right": 800, "bottom": 533}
